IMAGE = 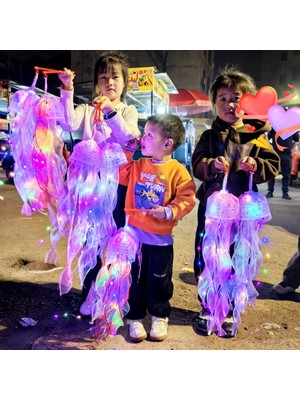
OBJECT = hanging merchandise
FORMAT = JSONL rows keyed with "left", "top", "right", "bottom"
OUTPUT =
{"left": 8, "top": 69, "right": 67, "bottom": 265}
{"left": 8, "top": 73, "right": 42, "bottom": 215}
{"left": 9, "top": 66, "right": 134, "bottom": 341}
{"left": 198, "top": 163, "right": 271, "bottom": 337}
{"left": 198, "top": 167, "right": 239, "bottom": 336}
{"left": 231, "top": 166, "right": 271, "bottom": 336}
{"left": 89, "top": 224, "right": 139, "bottom": 341}
{"left": 57, "top": 106, "right": 127, "bottom": 295}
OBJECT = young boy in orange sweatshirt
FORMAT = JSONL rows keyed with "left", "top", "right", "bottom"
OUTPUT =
{"left": 119, "top": 114, "right": 196, "bottom": 342}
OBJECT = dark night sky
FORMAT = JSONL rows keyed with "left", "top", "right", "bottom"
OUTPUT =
{"left": 1, "top": 49, "right": 263, "bottom": 83}
{"left": 213, "top": 50, "right": 263, "bottom": 86}
{"left": 0, "top": 50, "right": 71, "bottom": 96}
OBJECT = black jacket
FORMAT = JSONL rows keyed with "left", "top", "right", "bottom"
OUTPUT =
{"left": 192, "top": 117, "right": 280, "bottom": 205}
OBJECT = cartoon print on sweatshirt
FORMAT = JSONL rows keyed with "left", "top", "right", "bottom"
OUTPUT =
{"left": 134, "top": 171, "right": 166, "bottom": 209}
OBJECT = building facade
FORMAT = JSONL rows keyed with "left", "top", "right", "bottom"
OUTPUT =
{"left": 71, "top": 50, "right": 215, "bottom": 103}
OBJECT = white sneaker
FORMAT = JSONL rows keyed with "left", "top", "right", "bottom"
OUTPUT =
{"left": 150, "top": 316, "right": 168, "bottom": 341}
{"left": 127, "top": 319, "right": 147, "bottom": 342}
{"left": 273, "top": 282, "right": 297, "bottom": 295}
{"left": 79, "top": 300, "right": 91, "bottom": 316}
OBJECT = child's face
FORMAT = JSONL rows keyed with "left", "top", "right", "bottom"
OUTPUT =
{"left": 215, "top": 87, "right": 242, "bottom": 125}
{"left": 141, "top": 122, "right": 168, "bottom": 157}
{"left": 97, "top": 65, "right": 124, "bottom": 102}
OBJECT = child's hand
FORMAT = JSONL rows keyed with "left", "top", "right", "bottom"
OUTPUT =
{"left": 58, "top": 68, "right": 75, "bottom": 91}
{"left": 93, "top": 94, "right": 114, "bottom": 115}
{"left": 240, "top": 156, "right": 257, "bottom": 172}
{"left": 213, "top": 156, "right": 229, "bottom": 172}
{"left": 123, "top": 138, "right": 141, "bottom": 152}
{"left": 147, "top": 205, "right": 165, "bottom": 219}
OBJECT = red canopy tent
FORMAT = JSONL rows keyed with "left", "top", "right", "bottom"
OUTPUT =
{"left": 169, "top": 89, "right": 211, "bottom": 116}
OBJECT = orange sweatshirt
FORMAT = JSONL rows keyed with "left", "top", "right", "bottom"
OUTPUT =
{"left": 119, "top": 155, "right": 196, "bottom": 235}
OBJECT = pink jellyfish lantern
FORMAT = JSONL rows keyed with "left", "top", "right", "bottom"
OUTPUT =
{"left": 57, "top": 139, "right": 105, "bottom": 295}
{"left": 90, "top": 224, "right": 139, "bottom": 341}
{"left": 231, "top": 169, "right": 271, "bottom": 336}
{"left": 198, "top": 170, "right": 240, "bottom": 336}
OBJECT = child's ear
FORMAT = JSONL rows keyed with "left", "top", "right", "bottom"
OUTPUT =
{"left": 164, "top": 138, "right": 174, "bottom": 149}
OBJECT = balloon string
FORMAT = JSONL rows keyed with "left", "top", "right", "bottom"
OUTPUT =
{"left": 221, "top": 163, "right": 229, "bottom": 191}
{"left": 31, "top": 72, "right": 39, "bottom": 90}
{"left": 125, "top": 214, "right": 129, "bottom": 227}
{"left": 242, "top": 162, "right": 254, "bottom": 191}
{"left": 249, "top": 171, "right": 254, "bottom": 191}
{"left": 222, "top": 167, "right": 229, "bottom": 191}
{"left": 44, "top": 74, "right": 48, "bottom": 94}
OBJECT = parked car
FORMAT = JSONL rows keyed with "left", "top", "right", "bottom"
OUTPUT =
{"left": 60, "top": 128, "right": 84, "bottom": 153}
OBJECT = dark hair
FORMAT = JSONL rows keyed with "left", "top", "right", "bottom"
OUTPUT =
{"left": 93, "top": 51, "right": 129, "bottom": 101}
{"left": 209, "top": 65, "right": 256, "bottom": 107}
{"left": 146, "top": 114, "right": 185, "bottom": 151}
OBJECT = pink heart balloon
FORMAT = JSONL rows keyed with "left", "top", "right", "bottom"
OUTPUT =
{"left": 268, "top": 105, "right": 300, "bottom": 139}
{"left": 239, "top": 86, "right": 277, "bottom": 116}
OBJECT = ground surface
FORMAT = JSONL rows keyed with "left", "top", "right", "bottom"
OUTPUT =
{"left": 0, "top": 179, "right": 299, "bottom": 352}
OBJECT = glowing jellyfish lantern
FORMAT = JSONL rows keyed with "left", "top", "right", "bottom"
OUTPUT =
{"left": 8, "top": 74, "right": 43, "bottom": 216}
{"left": 231, "top": 171, "right": 272, "bottom": 336}
{"left": 90, "top": 225, "right": 139, "bottom": 341}
{"left": 57, "top": 139, "right": 106, "bottom": 294}
{"left": 198, "top": 172, "right": 240, "bottom": 336}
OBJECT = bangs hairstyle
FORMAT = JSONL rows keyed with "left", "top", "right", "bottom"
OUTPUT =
{"left": 209, "top": 64, "right": 257, "bottom": 106}
{"left": 93, "top": 51, "right": 129, "bottom": 101}
{"left": 146, "top": 114, "right": 185, "bottom": 151}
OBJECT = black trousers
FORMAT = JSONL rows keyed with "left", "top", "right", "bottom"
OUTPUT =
{"left": 268, "top": 157, "right": 291, "bottom": 194}
{"left": 282, "top": 236, "right": 300, "bottom": 289}
{"left": 193, "top": 203, "right": 206, "bottom": 281}
{"left": 125, "top": 244, "right": 174, "bottom": 320}
{"left": 81, "top": 184, "right": 127, "bottom": 301}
